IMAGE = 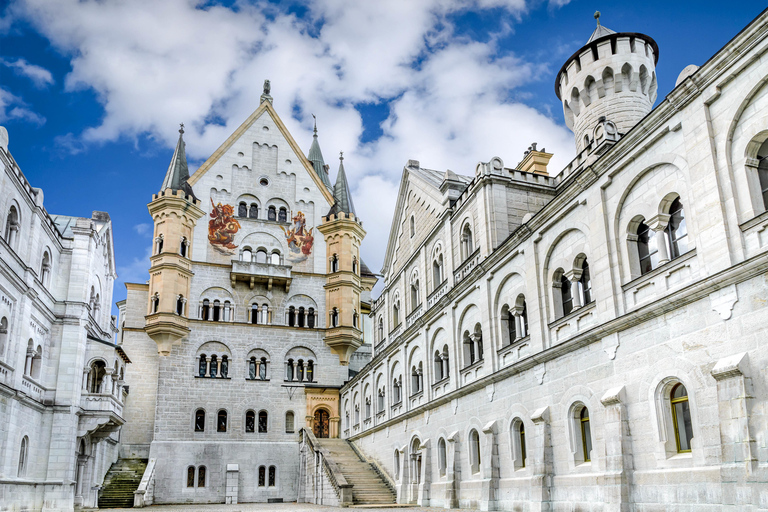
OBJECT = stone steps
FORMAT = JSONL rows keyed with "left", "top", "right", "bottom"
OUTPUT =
{"left": 98, "top": 458, "right": 148, "bottom": 509}
{"left": 318, "top": 439, "right": 396, "bottom": 505}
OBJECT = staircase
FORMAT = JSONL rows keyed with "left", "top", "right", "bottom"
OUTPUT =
{"left": 319, "top": 439, "right": 397, "bottom": 506}
{"left": 98, "top": 458, "right": 148, "bottom": 508}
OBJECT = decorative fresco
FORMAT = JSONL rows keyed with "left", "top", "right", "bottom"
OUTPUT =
{"left": 281, "top": 211, "right": 314, "bottom": 263}
{"left": 208, "top": 199, "right": 241, "bottom": 255}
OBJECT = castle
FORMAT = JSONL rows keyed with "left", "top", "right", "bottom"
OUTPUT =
{"left": 1, "top": 7, "right": 768, "bottom": 512}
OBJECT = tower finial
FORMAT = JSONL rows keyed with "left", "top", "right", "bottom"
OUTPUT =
{"left": 312, "top": 114, "right": 317, "bottom": 136}
{"left": 339, "top": 150, "right": 344, "bottom": 161}
{"left": 179, "top": 123, "right": 184, "bottom": 135}
{"left": 594, "top": 11, "right": 601, "bottom": 26}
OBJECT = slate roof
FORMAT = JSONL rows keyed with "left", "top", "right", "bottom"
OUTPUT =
{"left": 360, "top": 259, "right": 376, "bottom": 278}
{"left": 161, "top": 126, "right": 190, "bottom": 192}
{"left": 308, "top": 120, "right": 334, "bottom": 190}
{"left": 587, "top": 22, "right": 616, "bottom": 43}
{"left": 328, "top": 155, "right": 356, "bottom": 216}
{"left": 411, "top": 166, "right": 472, "bottom": 189}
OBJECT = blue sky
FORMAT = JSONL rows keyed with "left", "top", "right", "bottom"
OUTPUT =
{"left": 1, "top": 0, "right": 765, "bottom": 310}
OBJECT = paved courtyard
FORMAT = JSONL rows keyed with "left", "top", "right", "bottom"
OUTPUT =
{"left": 101, "top": 503, "right": 478, "bottom": 511}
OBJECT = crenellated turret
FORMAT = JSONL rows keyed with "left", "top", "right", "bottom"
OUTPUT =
{"left": 144, "top": 125, "right": 205, "bottom": 355}
{"left": 555, "top": 12, "right": 659, "bottom": 153}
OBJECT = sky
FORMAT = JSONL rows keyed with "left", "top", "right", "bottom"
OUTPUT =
{"left": 1, "top": 0, "right": 766, "bottom": 311}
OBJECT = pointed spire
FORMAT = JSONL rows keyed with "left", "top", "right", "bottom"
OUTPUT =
{"left": 161, "top": 124, "right": 191, "bottom": 192}
{"left": 328, "top": 151, "right": 356, "bottom": 216}
{"left": 307, "top": 115, "right": 334, "bottom": 190}
{"left": 587, "top": 11, "right": 616, "bottom": 43}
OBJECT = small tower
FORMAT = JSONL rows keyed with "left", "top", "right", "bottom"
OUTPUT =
{"left": 318, "top": 153, "right": 366, "bottom": 365}
{"left": 145, "top": 125, "right": 205, "bottom": 355}
{"left": 307, "top": 116, "right": 334, "bottom": 191}
{"left": 555, "top": 12, "right": 659, "bottom": 153}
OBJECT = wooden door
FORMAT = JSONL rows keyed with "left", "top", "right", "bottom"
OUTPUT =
{"left": 314, "top": 409, "right": 329, "bottom": 438}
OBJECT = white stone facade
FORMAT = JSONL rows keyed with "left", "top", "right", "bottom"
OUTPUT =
{"left": 341, "top": 12, "right": 768, "bottom": 511}
{"left": 0, "top": 129, "right": 125, "bottom": 511}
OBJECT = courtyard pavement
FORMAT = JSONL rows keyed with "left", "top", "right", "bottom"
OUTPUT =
{"left": 101, "top": 503, "right": 479, "bottom": 512}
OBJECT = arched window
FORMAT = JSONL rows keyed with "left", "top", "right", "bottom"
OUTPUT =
{"left": 260, "top": 357, "right": 268, "bottom": 380}
{"left": 437, "top": 437, "right": 447, "bottom": 477}
{"left": 297, "top": 359, "right": 305, "bottom": 382}
{"left": 512, "top": 419, "right": 526, "bottom": 469}
{"left": 258, "top": 411, "right": 268, "bottom": 432}
{"left": 461, "top": 223, "right": 473, "bottom": 260}
{"left": 271, "top": 251, "right": 281, "bottom": 265}
{"left": 195, "top": 409, "right": 205, "bottom": 432}
{"left": 249, "top": 203, "right": 259, "bottom": 219}
{"left": 285, "top": 411, "right": 295, "bottom": 433}
{"left": 758, "top": 139, "right": 768, "bottom": 209}
{"left": 636, "top": 218, "right": 658, "bottom": 274}
{"left": 353, "top": 311, "right": 358, "bottom": 328}
{"left": 278, "top": 207, "right": 287, "bottom": 223}
{"left": 521, "top": 301, "right": 528, "bottom": 336}
{"left": 238, "top": 202, "right": 247, "bottom": 217}
{"left": 0, "top": 317, "right": 7, "bottom": 358}
{"left": 393, "top": 377, "right": 402, "bottom": 404}
{"left": 31, "top": 345, "right": 42, "bottom": 380}
{"left": 502, "top": 304, "right": 515, "bottom": 346}
{"left": 201, "top": 299, "right": 210, "bottom": 320}
{"left": 4, "top": 205, "right": 19, "bottom": 247}
{"left": 664, "top": 198, "right": 688, "bottom": 259}
{"left": 180, "top": 237, "right": 189, "bottom": 257}
{"left": 258, "top": 466, "right": 266, "bottom": 486}
{"left": 409, "top": 216, "right": 415, "bottom": 237}
{"left": 187, "top": 466, "right": 195, "bottom": 487}
{"left": 433, "top": 254, "right": 444, "bottom": 288}
{"left": 365, "top": 397, "right": 371, "bottom": 419}
{"left": 377, "top": 317, "right": 383, "bottom": 341}
{"left": 394, "top": 450, "right": 401, "bottom": 480}
{"left": 212, "top": 300, "right": 221, "bottom": 322}
{"left": 217, "top": 410, "right": 227, "bottom": 432}
{"left": 330, "top": 308, "right": 339, "bottom": 327}
{"left": 89, "top": 360, "right": 106, "bottom": 393}
{"left": 352, "top": 257, "right": 358, "bottom": 274}
{"left": 392, "top": 301, "right": 400, "bottom": 327}
{"left": 462, "top": 330, "right": 474, "bottom": 367}
{"left": 268, "top": 206, "right": 277, "bottom": 221}
{"left": 151, "top": 293, "right": 159, "bottom": 313}
{"left": 256, "top": 249, "right": 267, "bottom": 263}
{"left": 288, "top": 306, "right": 296, "bottom": 327}
{"left": 268, "top": 466, "right": 276, "bottom": 486}
{"left": 156, "top": 234, "right": 164, "bottom": 254}
{"left": 354, "top": 404, "right": 360, "bottom": 425}
{"left": 578, "top": 258, "right": 592, "bottom": 305}
{"left": 18, "top": 436, "right": 28, "bottom": 476}
{"left": 308, "top": 308, "right": 315, "bottom": 328}
{"left": 410, "top": 280, "right": 420, "bottom": 310}
{"left": 377, "top": 389, "right": 385, "bottom": 412}
{"left": 286, "top": 358, "right": 294, "bottom": 381}
{"left": 434, "top": 350, "right": 444, "bottom": 381}
{"left": 197, "top": 466, "right": 206, "bottom": 487}
{"left": 306, "top": 360, "right": 314, "bottom": 382}
{"left": 331, "top": 254, "right": 339, "bottom": 273}
{"left": 220, "top": 356, "right": 228, "bottom": 378}
{"left": 298, "top": 307, "right": 305, "bottom": 328}
{"left": 242, "top": 247, "right": 253, "bottom": 262}
{"left": 245, "top": 410, "right": 255, "bottom": 433}
{"left": 199, "top": 355, "right": 207, "bottom": 377}
{"left": 40, "top": 252, "right": 51, "bottom": 286}
{"left": 560, "top": 273, "right": 573, "bottom": 317}
{"left": 176, "top": 295, "right": 185, "bottom": 315}
{"left": 671, "top": 383, "right": 693, "bottom": 453}
{"left": 209, "top": 355, "right": 218, "bottom": 378}
{"left": 251, "top": 303, "right": 259, "bottom": 324}
{"left": 469, "top": 429, "right": 481, "bottom": 474}
{"left": 580, "top": 407, "right": 592, "bottom": 463}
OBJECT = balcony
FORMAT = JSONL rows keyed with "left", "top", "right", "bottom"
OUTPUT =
{"left": 427, "top": 280, "right": 448, "bottom": 308}
{"left": 78, "top": 392, "right": 125, "bottom": 438}
{"left": 230, "top": 260, "right": 292, "bottom": 292}
{"left": 454, "top": 248, "right": 480, "bottom": 284}
{"left": 406, "top": 304, "right": 423, "bottom": 328}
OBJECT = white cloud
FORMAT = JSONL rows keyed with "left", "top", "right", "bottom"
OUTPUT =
{"left": 116, "top": 245, "right": 152, "bottom": 286}
{"left": 133, "top": 223, "right": 152, "bottom": 236}
{"left": 0, "top": 87, "right": 45, "bottom": 125}
{"left": 12, "top": 0, "right": 576, "bottom": 277}
{"left": 0, "top": 57, "right": 54, "bottom": 88}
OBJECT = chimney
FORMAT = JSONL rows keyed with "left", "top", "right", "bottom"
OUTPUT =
{"left": 517, "top": 143, "right": 553, "bottom": 175}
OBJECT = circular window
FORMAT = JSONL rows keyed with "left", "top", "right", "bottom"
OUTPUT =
{"left": 260, "top": 178, "right": 269, "bottom": 187}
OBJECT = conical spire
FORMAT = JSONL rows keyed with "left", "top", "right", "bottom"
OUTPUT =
{"left": 587, "top": 11, "right": 615, "bottom": 43}
{"left": 161, "top": 124, "right": 191, "bottom": 192}
{"left": 328, "top": 151, "right": 355, "bottom": 216}
{"left": 308, "top": 115, "right": 334, "bottom": 190}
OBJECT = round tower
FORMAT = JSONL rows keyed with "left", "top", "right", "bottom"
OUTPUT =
{"left": 555, "top": 12, "right": 659, "bottom": 153}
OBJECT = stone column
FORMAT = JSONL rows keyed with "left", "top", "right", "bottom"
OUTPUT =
{"left": 292, "top": 361, "right": 298, "bottom": 382}
{"left": 442, "top": 356, "right": 449, "bottom": 379}
{"left": 565, "top": 270, "right": 583, "bottom": 309}
{"left": 417, "top": 438, "right": 431, "bottom": 506}
{"left": 530, "top": 406, "right": 552, "bottom": 512}
{"left": 480, "top": 420, "right": 498, "bottom": 512}
{"left": 711, "top": 353, "right": 757, "bottom": 509}
{"left": 600, "top": 386, "right": 631, "bottom": 512}
{"left": 444, "top": 432, "right": 459, "bottom": 509}
{"left": 82, "top": 368, "right": 90, "bottom": 391}
{"left": 205, "top": 358, "right": 211, "bottom": 377}
{"left": 513, "top": 311, "right": 523, "bottom": 340}
{"left": 103, "top": 369, "right": 114, "bottom": 395}
{"left": 648, "top": 214, "right": 671, "bottom": 265}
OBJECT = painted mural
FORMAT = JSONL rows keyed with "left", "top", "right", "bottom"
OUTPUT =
{"left": 281, "top": 211, "right": 314, "bottom": 263}
{"left": 208, "top": 199, "right": 241, "bottom": 255}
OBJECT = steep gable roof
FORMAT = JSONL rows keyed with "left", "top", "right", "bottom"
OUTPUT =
{"left": 328, "top": 154, "right": 356, "bottom": 216}
{"left": 187, "top": 100, "right": 335, "bottom": 206}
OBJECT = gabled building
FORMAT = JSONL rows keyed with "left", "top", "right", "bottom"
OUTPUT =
{"left": 341, "top": 10, "right": 768, "bottom": 510}
{"left": 119, "top": 84, "right": 375, "bottom": 505}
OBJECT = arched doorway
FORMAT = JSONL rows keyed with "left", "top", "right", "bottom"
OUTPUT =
{"left": 314, "top": 408, "right": 330, "bottom": 438}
